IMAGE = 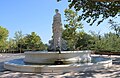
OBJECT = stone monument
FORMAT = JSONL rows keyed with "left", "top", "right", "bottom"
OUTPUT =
{"left": 48, "top": 9, "right": 67, "bottom": 51}
{"left": 52, "top": 9, "right": 62, "bottom": 51}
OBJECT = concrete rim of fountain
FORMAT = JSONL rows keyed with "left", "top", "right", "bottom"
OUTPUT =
{"left": 4, "top": 58, "right": 112, "bottom": 73}
{"left": 4, "top": 51, "right": 112, "bottom": 73}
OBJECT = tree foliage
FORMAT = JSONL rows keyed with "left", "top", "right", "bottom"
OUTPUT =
{"left": 57, "top": 0, "right": 120, "bottom": 25}
{"left": 63, "top": 28, "right": 120, "bottom": 51}
{"left": 14, "top": 31, "right": 23, "bottom": 43}
{"left": 23, "top": 32, "right": 46, "bottom": 51}
{"left": 14, "top": 31, "right": 24, "bottom": 52}
{"left": 90, "top": 32, "right": 120, "bottom": 51}
{"left": 7, "top": 38, "right": 16, "bottom": 52}
{"left": 75, "top": 32, "right": 94, "bottom": 50}
{"left": 0, "top": 26, "right": 9, "bottom": 50}
{"left": 63, "top": 9, "right": 83, "bottom": 50}
{"left": 6, "top": 31, "right": 47, "bottom": 53}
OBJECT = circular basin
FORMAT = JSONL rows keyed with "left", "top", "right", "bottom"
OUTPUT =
{"left": 24, "top": 51, "right": 91, "bottom": 64}
{"left": 4, "top": 56, "right": 112, "bottom": 73}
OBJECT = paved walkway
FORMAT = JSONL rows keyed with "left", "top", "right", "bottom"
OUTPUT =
{"left": 0, "top": 54, "right": 120, "bottom": 78}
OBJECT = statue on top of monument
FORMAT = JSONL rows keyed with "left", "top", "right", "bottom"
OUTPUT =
{"left": 48, "top": 9, "right": 67, "bottom": 52}
{"left": 53, "top": 9, "right": 61, "bottom": 24}
{"left": 52, "top": 9, "right": 62, "bottom": 51}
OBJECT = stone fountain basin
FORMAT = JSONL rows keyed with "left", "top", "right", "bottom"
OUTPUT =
{"left": 4, "top": 51, "right": 112, "bottom": 73}
{"left": 24, "top": 51, "right": 91, "bottom": 64}
{"left": 4, "top": 57, "right": 112, "bottom": 73}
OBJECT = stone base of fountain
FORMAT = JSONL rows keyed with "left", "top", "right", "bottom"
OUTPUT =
{"left": 4, "top": 51, "right": 112, "bottom": 73}
{"left": 4, "top": 58, "right": 112, "bottom": 73}
{"left": 24, "top": 51, "right": 91, "bottom": 64}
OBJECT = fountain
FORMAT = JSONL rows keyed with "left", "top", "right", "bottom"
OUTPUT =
{"left": 4, "top": 9, "right": 112, "bottom": 73}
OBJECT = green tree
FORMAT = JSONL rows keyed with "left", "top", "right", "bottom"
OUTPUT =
{"left": 14, "top": 31, "right": 24, "bottom": 53}
{"left": 89, "top": 31, "right": 120, "bottom": 52}
{"left": 0, "top": 26, "right": 9, "bottom": 51}
{"left": 63, "top": 9, "right": 83, "bottom": 50}
{"left": 7, "top": 38, "right": 16, "bottom": 53}
{"left": 57, "top": 0, "right": 120, "bottom": 26}
{"left": 89, "top": 31, "right": 105, "bottom": 51}
{"left": 75, "top": 32, "right": 93, "bottom": 50}
{"left": 103, "top": 32, "right": 120, "bottom": 51}
{"left": 24, "top": 32, "right": 46, "bottom": 51}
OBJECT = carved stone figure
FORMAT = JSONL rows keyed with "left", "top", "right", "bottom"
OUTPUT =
{"left": 48, "top": 9, "right": 67, "bottom": 51}
{"left": 52, "top": 9, "right": 62, "bottom": 51}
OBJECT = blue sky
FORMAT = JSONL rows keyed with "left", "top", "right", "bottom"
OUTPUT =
{"left": 0, "top": 0, "right": 119, "bottom": 43}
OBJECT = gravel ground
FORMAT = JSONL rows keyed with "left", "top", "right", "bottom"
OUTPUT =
{"left": 0, "top": 53, "right": 120, "bottom": 78}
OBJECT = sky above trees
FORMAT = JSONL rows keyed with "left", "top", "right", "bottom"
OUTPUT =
{"left": 0, "top": 0, "right": 120, "bottom": 43}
